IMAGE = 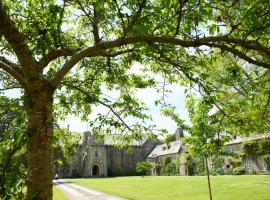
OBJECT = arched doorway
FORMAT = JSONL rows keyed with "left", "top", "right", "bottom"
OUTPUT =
{"left": 92, "top": 165, "right": 99, "bottom": 176}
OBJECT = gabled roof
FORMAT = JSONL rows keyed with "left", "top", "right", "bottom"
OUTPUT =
{"left": 225, "top": 133, "right": 270, "bottom": 145}
{"left": 147, "top": 140, "right": 181, "bottom": 158}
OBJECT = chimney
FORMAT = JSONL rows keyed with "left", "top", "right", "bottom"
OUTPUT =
{"left": 175, "top": 128, "right": 184, "bottom": 141}
{"left": 83, "top": 131, "right": 90, "bottom": 144}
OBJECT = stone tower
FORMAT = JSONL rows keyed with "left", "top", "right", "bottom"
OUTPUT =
{"left": 81, "top": 131, "right": 108, "bottom": 177}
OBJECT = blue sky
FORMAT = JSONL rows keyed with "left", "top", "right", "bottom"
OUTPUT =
{"left": 3, "top": 63, "right": 189, "bottom": 135}
{"left": 58, "top": 83, "right": 188, "bottom": 134}
{"left": 58, "top": 63, "right": 189, "bottom": 134}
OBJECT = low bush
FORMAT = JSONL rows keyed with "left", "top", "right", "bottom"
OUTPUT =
{"left": 233, "top": 167, "right": 246, "bottom": 175}
{"left": 136, "top": 161, "right": 152, "bottom": 176}
{"left": 164, "top": 162, "right": 177, "bottom": 175}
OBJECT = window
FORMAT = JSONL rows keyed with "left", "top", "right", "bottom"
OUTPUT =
{"left": 260, "top": 159, "right": 267, "bottom": 171}
{"left": 244, "top": 160, "right": 253, "bottom": 172}
{"left": 95, "top": 151, "right": 98, "bottom": 157}
{"left": 162, "top": 146, "right": 166, "bottom": 151}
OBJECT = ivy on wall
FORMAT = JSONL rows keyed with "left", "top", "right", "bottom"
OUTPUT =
{"left": 243, "top": 138, "right": 270, "bottom": 157}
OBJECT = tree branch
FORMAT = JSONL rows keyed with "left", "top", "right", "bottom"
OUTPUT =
{"left": 0, "top": 1, "right": 36, "bottom": 69}
{"left": 0, "top": 57, "right": 27, "bottom": 88}
{"left": 213, "top": 44, "right": 270, "bottom": 69}
{"left": 37, "top": 48, "right": 79, "bottom": 71}
{"left": 92, "top": 3, "right": 101, "bottom": 44}
{"left": 62, "top": 82, "right": 134, "bottom": 133}
{"left": 51, "top": 35, "right": 270, "bottom": 87}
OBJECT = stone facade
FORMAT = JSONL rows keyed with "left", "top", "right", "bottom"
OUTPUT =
{"left": 147, "top": 129, "right": 190, "bottom": 175}
{"left": 223, "top": 134, "right": 270, "bottom": 172}
{"left": 59, "top": 131, "right": 156, "bottom": 178}
{"left": 57, "top": 129, "right": 270, "bottom": 178}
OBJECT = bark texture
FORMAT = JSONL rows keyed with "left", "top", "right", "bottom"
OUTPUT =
{"left": 25, "top": 83, "right": 54, "bottom": 200}
{"left": 205, "top": 156, "right": 213, "bottom": 200}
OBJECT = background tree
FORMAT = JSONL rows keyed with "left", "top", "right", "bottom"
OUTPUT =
{"left": 184, "top": 96, "right": 231, "bottom": 200}
{"left": 0, "top": 0, "right": 269, "bottom": 199}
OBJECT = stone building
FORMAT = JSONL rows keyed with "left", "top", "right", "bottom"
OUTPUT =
{"left": 223, "top": 133, "right": 270, "bottom": 172}
{"left": 59, "top": 131, "right": 156, "bottom": 177}
{"left": 147, "top": 128, "right": 190, "bottom": 175}
{"left": 147, "top": 130, "right": 270, "bottom": 176}
{"left": 58, "top": 128, "right": 270, "bottom": 178}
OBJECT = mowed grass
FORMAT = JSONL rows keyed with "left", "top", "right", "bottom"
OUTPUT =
{"left": 23, "top": 187, "right": 68, "bottom": 200}
{"left": 53, "top": 187, "right": 68, "bottom": 200}
{"left": 70, "top": 175, "right": 270, "bottom": 200}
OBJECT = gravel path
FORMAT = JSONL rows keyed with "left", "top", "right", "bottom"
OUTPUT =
{"left": 54, "top": 180, "right": 127, "bottom": 200}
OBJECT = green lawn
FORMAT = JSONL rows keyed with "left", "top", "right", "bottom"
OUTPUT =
{"left": 53, "top": 187, "right": 68, "bottom": 200}
{"left": 23, "top": 187, "right": 67, "bottom": 200}
{"left": 69, "top": 175, "right": 270, "bottom": 200}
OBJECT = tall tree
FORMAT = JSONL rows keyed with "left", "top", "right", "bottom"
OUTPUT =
{"left": 0, "top": 0, "right": 269, "bottom": 199}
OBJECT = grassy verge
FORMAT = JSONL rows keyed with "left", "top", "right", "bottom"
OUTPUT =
{"left": 70, "top": 175, "right": 270, "bottom": 200}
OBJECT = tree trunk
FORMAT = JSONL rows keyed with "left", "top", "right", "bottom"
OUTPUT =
{"left": 25, "top": 89, "right": 54, "bottom": 200}
{"left": 204, "top": 156, "right": 213, "bottom": 200}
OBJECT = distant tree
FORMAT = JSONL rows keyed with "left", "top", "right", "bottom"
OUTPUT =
{"left": 136, "top": 161, "right": 152, "bottom": 176}
{"left": 185, "top": 97, "right": 232, "bottom": 200}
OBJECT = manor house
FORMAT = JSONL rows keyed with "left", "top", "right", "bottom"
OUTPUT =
{"left": 59, "top": 131, "right": 157, "bottom": 177}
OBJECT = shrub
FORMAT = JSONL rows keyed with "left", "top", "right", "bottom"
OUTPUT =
{"left": 261, "top": 154, "right": 270, "bottom": 168}
{"left": 164, "top": 162, "right": 176, "bottom": 175}
{"left": 233, "top": 167, "right": 246, "bottom": 175}
{"left": 164, "top": 157, "right": 172, "bottom": 166}
{"left": 225, "top": 168, "right": 233, "bottom": 175}
{"left": 136, "top": 161, "right": 152, "bottom": 176}
{"left": 153, "top": 163, "right": 163, "bottom": 175}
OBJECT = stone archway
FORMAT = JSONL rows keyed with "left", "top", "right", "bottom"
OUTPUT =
{"left": 92, "top": 165, "right": 99, "bottom": 176}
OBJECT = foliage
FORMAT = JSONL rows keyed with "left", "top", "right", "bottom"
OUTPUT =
{"left": 242, "top": 141, "right": 260, "bottom": 157}
{"left": 136, "top": 161, "right": 151, "bottom": 176}
{"left": 163, "top": 134, "right": 175, "bottom": 144}
{"left": 185, "top": 154, "right": 196, "bottom": 175}
{"left": 229, "top": 159, "right": 242, "bottom": 168}
{"left": 184, "top": 97, "right": 230, "bottom": 159}
{"left": 53, "top": 129, "right": 82, "bottom": 169}
{"left": 261, "top": 154, "right": 270, "bottom": 168}
{"left": 211, "top": 156, "right": 225, "bottom": 175}
{"left": 0, "top": 97, "right": 81, "bottom": 199}
{"left": 164, "top": 157, "right": 172, "bottom": 166}
{"left": 164, "top": 162, "right": 177, "bottom": 176}
{"left": 0, "top": 97, "right": 26, "bottom": 200}
{"left": 243, "top": 138, "right": 270, "bottom": 158}
{"left": 232, "top": 167, "right": 246, "bottom": 175}
{"left": 152, "top": 163, "right": 163, "bottom": 176}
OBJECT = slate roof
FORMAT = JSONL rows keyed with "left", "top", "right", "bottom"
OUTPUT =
{"left": 147, "top": 140, "right": 182, "bottom": 158}
{"left": 225, "top": 133, "right": 270, "bottom": 145}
